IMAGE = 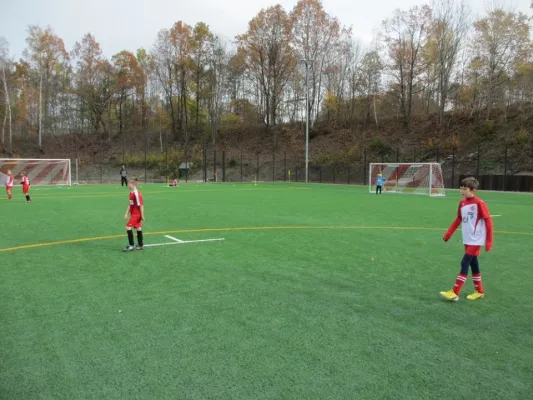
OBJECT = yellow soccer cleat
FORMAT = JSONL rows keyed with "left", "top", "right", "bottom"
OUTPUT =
{"left": 467, "top": 291, "right": 485, "bottom": 300}
{"left": 440, "top": 289, "right": 459, "bottom": 302}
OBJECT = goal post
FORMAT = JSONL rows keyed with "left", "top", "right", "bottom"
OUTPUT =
{"left": 369, "top": 162, "right": 445, "bottom": 197}
{"left": 0, "top": 158, "right": 72, "bottom": 186}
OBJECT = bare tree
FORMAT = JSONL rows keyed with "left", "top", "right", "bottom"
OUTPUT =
{"left": 237, "top": 5, "right": 296, "bottom": 129}
{"left": 0, "top": 37, "right": 12, "bottom": 150}
{"left": 290, "top": 0, "right": 344, "bottom": 125}
{"left": 472, "top": 8, "right": 530, "bottom": 119}
{"left": 431, "top": 0, "right": 470, "bottom": 125}
{"left": 206, "top": 37, "right": 228, "bottom": 145}
{"left": 382, "top": 5, "right": 433, "bottom": 129}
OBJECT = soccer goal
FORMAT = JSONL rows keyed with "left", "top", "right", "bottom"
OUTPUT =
{"left": 0, "top": 158, "right": 71, "bottom": 186}
{"left": 369, "top": 162, "right": 445, "bottom": 197}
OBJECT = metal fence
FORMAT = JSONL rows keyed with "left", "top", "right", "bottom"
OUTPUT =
{"left": 65, "top": 140, "right": 530, "bottom": 191}
{"left": 7, "top": 134, "right": 529, "bottom": 191}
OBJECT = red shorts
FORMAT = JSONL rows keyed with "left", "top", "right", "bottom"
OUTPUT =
{"left": 22, "top": 185, "right": 30, "bottom": 195}
{"left": 6, "top": 186, "right": 12, "bottom": 192}
{"left": 127, "top": 214, "right": 143, "bottom": 229}
{"left": 465, "top": 245, "right": 481, "bottom": 257}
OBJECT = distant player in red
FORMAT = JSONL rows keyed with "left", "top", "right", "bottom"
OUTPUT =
{"left": 441, "top": 177, "right": 493, "bottom": 301}
{"left": 169, "top": 178, "right": 178, "bottom": 187}
{"left": 5, "top": 169, "right": 14, "bottom": 200}
{"left": 123, "top": 177, "right": 145, "bottom": 252}
{"left": 20, "top": 171, "right": 31, "bottom": 203}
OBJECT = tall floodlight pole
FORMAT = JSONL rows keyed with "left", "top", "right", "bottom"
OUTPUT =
{"left": 302, "top": 58, "right": 311, "bottom": 183}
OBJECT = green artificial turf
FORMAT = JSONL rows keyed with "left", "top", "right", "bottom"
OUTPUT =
{"left": 1, "top": 183, "right": 532, "bottom": 399}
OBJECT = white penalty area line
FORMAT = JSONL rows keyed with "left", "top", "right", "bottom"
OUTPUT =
{"left": 165, "top": 235, "right": 184, "bottom": 243}
{"left": 143, "top": 237, "right": 225, "bottom": 248}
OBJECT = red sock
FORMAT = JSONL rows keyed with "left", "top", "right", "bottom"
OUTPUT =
{"left": 453, "top": 273, "right": 468, "bottom": 295}
{"left": 472, "top": 274, "right": 484, "bottom": 293}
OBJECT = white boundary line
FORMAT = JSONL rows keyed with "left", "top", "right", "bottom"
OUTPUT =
{"left": 143, "top": 238, "right": 225, "bottom": 248}
{"left": 165, "top": 235, "right": 184, "bottom": 243}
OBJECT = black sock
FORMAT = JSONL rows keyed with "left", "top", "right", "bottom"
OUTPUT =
{"left": 470, "top": 257, "right": 480, "bottom": 275}
{"left": 25, "top": 195, "right": 30, "bottom": 201}
{"left": 460, "top": 254, "right": 474, "bottom": 275}
{"left": 137, "top": 230, "right": 143, "bottom": 247}
{"left": 127, "top": 230, "right": 134, "bottom": 246}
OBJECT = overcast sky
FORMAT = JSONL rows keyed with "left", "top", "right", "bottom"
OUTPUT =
{"left": 0, "top": 0, "right": 530, "bottom": 59}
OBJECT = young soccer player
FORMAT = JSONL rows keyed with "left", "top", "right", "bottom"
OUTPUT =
{"left": 5, "top": 169, "right": 14, "bottom": 200}
{"left": 440, "top": 177, "right": 493, "bottom": 301}
{"left": 20, "top": 171, "right": 31, "bottom": 203}
{"left": 123, "top": 177, "right": 145, "bottom": 252}
{"left": 376, "top": 173, "right": 386, "bottom": 195}
{"left": 169, "top": 178, "right": 178, "bottom": 187}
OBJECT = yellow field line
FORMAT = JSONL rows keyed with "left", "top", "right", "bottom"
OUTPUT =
{"left": 1, "top": 225, "right": 531, "bottom": 253}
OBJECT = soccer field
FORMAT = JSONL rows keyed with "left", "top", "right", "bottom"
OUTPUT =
{"left": 1, "top": 183, "right": 532, "bottom": 399}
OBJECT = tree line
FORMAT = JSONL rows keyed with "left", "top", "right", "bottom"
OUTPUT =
{"left": 0, "top": 0, "right": 532, "bottom": 153}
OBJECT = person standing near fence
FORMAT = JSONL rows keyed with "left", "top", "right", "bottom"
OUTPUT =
{"left": 120, "top": 166, "right": 128, "bottom": 186}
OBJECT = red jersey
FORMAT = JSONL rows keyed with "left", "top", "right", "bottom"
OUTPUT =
{"left": 445, "top": 196, "right": 493, "bottom": 248}
{"left": 6, "top": 173, "right": 14, "bottom": 187}
{"left": 129, "top": 189, "right": 143, "bottom": 215}
{"left": 22, "top": 176, "right": 30, "bottom": 186}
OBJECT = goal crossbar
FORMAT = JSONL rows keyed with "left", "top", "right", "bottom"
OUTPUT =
{"left": 369, "top": 162, "right": 445, "bottom": 197}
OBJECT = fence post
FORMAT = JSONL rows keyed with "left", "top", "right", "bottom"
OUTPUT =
{"left": 451, "top": 146, "right": 455, "bottom": 189}
{"left": 203, "top": 147, "right": 207, "bottom": 183}
{"left": 333, "top": 167, "right": 336, "bottom": 183}
{"left": 396, "top": 147, "right": 399, "bottom": 163}
{"left": 222, "top": 151, "right": 226, "bottom": 182}
{"left": 213, "top": 149, "right": 217, "bottom": 182}
{"left": 240, "top": 149, "right": 243, "bottom": 182}
{"left": 348, "top": 167, "right": 350, "bottom": 185}
{"left": 296, "top": 167, "right": 298, "bottom": 182}
{"left": 100, "top": 137, "right": 103, "bottom": 184}
{"left": 436, "top": 144, "right": 440, "bottom": 163}
{"left": 284, "top": 153, "right": 287, "bottom": 182}
{"left": 319, "top": 167, "right": 322, "bottom": 183}
{"left": 503, "top": 143, "right": 508, "bottom": 191}
{"left": 476, "top": 143, "right": 480, "bottom": 180}
{"left": 363, "top": 148, "right": 367, "bottom": 185}
{"left": 144, "top": 130, "right": 147, "bottom": 184}
{"left": 272, "top": 151, "right": 275, "bottom": 182}
{"left": 413, "top": 146, "right": 416, "bottom": 162}
{"left": 256, "top": 153, "right": 259, "bottom": 181}
{"left": 184, "top": 147, "right": 188, "bottom": 183}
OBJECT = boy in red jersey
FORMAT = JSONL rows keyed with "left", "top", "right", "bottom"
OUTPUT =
{"left": 20, "top": 171, "right": 31, "bottom": 203}
{"left": 441, "top": 177, "right": 493, "bottom": 301}
{"left": 123, "top": 177, "right": 145, "bottom": 252}
{"left": 5, "top": 169, "right": 14, "bottom": 200}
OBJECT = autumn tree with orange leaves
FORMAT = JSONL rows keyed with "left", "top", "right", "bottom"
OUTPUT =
{"left": 237, "top": 5, "right": 296, "bottom": 132}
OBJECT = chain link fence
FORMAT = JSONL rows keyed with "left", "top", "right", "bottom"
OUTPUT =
{"left": 7, "top": 133, "right": 532, "bottom": 191}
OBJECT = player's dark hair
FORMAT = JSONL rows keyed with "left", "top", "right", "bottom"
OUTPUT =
{"left": 131, "top": 177, "right": 139, "bottom": 184}
{"left": 460, "top": 177, "right": 479, "bottom": 190}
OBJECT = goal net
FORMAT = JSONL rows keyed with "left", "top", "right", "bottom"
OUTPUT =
{"left": 0, "top": 159, "right": 71, "bottom": 186}
{"left": 369, "top": 163, "right": 445, "bottom": 196}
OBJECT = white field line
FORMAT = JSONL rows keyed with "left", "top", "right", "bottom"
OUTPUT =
{"left": 165, "top": 235, "right": 184, "bottom": 243}
{"left": 491, "top": 215, "right": 502, "bottom": 217}
{"left": 143, "top": 238, "right": 225, "bottom": 248}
